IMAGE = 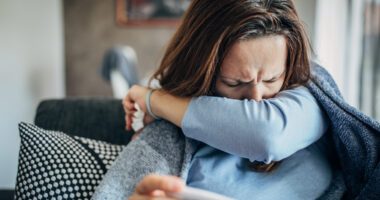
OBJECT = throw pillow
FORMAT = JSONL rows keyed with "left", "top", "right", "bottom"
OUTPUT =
{"left": 15, "top": 122, "right": 125, "bottom": 200}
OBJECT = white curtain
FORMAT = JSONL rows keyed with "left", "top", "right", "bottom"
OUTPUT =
{"left": 360, "top": 0, "right": 380, "bottom": 121}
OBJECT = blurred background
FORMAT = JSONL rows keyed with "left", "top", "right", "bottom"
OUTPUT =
{"left": 0, "top": 0, "right": 379, "bottom": 197}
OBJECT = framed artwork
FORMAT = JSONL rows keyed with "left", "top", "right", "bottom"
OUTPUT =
{"left": 116, "top": 0, "right": 192, "bottom": 27}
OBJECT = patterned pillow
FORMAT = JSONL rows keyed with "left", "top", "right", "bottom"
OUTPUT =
{"left": 15, "top": 122, "right": 125, "bottom": 200}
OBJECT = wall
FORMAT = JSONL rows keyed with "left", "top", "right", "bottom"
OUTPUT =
{"left": 294, "top": 0, "right": 317, "bottom": 45}
{"left": 64, "top": 0, "right": 317, "bottom": 97}
{"left": 314, "top": 0, "right": 362, "bottom": 108}
{"left": 314, "top": 0, "right": 348, "bottom": 98}
{"left": 64, "top": 0, "right": 175, "bottom": 96}
{"left": 0, "top": 0, "right": 64, "bottom": 189}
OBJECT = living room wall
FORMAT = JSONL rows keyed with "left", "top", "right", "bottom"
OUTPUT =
{"left": 64, "top": 0, "right": 176, "bottom": 97}
{"left": 64, "top": 0, "right": 316, "bottom": 97}
{"left": 0, "top": 0, "right": 64, "bottom": 189}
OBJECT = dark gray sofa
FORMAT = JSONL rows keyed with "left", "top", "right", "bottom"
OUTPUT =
{"left": 34, "top": 98, "right": 133, "bottom": 145}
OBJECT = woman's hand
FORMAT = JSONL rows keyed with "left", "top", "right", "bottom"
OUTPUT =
{"left": 123, "top": 85, "right": 191, "bottom": 130}
{"left": 129, "top": 174, "right": 185, "bottom": 200}
{"left": 123, "top": 85, "right": 155, "bottom": 131}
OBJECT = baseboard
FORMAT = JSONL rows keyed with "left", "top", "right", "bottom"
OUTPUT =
{"left": 0, "top": 189, "right": 14, "bottom": 200}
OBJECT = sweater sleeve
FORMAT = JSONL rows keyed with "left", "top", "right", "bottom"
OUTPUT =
{"left": 181, "top": 86, "right": 329, "bottom": 163}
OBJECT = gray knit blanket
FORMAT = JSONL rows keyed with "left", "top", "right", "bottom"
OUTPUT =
{"left": 308, "top": 64, "right": 380, "bottom": 199}
{"left": 92, "top": 63, "right": 380, "bottom": 200}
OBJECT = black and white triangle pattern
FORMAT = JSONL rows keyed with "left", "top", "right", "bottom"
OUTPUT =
{"left": 15, "top": 122, "right": 125, "bottom": 200}
{"left": 74, "top": 136, "right": 124, "bottom": 170}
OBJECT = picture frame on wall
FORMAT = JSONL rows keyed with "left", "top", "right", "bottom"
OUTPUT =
{"left": 116, "top": 0, "right": 192, "bottom": 27}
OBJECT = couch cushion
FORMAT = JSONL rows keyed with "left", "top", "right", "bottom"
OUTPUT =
{"left": 35, "top": 98, "right": 132, "bottom": 145}
{"left": 15, "top": 122, "right": 125, "bottom": 200}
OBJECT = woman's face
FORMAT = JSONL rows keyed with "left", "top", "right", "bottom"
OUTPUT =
{"left": 216, "top": 35, "right": 287, "bottom": 101}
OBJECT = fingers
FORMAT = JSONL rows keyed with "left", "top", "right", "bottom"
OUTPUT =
{"left": 123, "top": 95, "right": 135, "bottom": 111}
{"left": 135, "top": 174, "right": 185, "bottom": 195}
{"left": 123, "top": 95, "right": 137, "bottom": 131}
{"left": 124, "top": 109, "right": 135, "bottom": 131}
{"left": 125, "top": 115, "right": 132, "bottom": 131}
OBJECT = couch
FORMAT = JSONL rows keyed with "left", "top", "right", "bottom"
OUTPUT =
{"left": 34, "top": 98, "right": 132, "bottom": 144}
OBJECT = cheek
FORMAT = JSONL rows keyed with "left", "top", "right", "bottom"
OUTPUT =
{"left": 263, "top": 85, "right": 282, "bottom": 98}
{"left": 264, "top": 79, "right": 285, "bottom": 98}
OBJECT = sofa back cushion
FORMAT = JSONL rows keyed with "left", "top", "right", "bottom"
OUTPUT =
{"left": 35, "top": 98, "right": 132, "bottom": 145}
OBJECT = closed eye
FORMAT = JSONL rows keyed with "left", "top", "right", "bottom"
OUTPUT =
{"left": 263, "top": 78, "right": 278, "bottom": 83}
{"left": 225, "top": 82, "right": 242, "bottom": 87}
{"left": 222, "top": 80, "right": 242, "bottom": 87}
{"left": 264, "top": 71, "right": 285, "bottom": 83}
{"left": 263, "top": 73, "right": 284, "bottom": 83}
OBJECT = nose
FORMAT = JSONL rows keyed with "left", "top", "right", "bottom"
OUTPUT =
{"left": 246, "top": 84, "right": 263, "bottom": 101}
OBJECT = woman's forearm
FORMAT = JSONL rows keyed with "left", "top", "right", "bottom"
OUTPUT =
{"left": 150, "top": 90, "right": 191, "bottom": 127}
{"left": 146, "top": 86, "right": 327, "bottom": 163}
{"left": 180, "top": 86, "right": 328, "bottom": 162}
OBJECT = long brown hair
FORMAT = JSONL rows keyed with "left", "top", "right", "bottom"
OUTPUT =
{"left": 152, "top": 0, "right": 312, "bottom": 172}
{"left": 152, "top": 0, "right": 311, "bottom": 97}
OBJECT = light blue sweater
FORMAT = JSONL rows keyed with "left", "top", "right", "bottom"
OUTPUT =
{"left": 182, "top": 86, "right": 332, "bottom": 199}
{"left": 182, "top": 86, "right": 329, "bottom": 163}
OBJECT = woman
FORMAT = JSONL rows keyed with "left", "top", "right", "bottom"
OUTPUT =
{"left": 93, "top": 0, "right": 380, "bottom": 199}
{"left": 125, "top": 35, "right": 332, "bottom": 199}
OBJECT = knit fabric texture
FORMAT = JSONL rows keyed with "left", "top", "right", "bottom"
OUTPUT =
{"left": 308, "top": 63, "right": 380, "bottom": 199}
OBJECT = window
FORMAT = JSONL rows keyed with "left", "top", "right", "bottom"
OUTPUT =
{"left": 360, "top": 1, "right": 380, "bottom": 121}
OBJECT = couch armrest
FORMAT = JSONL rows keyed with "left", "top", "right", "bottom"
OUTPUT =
{"left": 34, "top": 98, "right": 132, "bottom": 145}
